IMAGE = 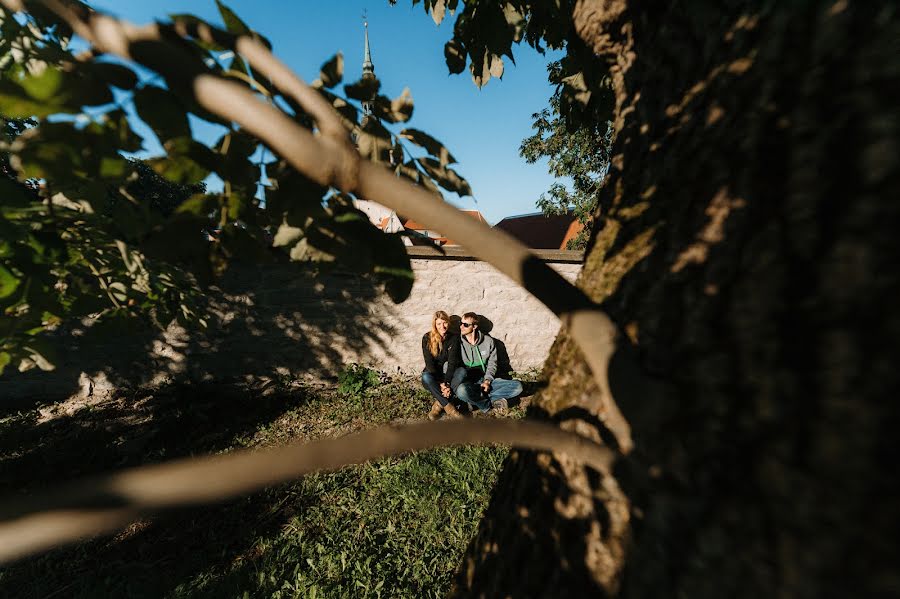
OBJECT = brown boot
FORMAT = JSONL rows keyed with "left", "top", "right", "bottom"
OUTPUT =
{"left": 427, "top": 401, "right": 444, "bottom": 421}
{"left": 443, "top": 402, "right": 463, "bottom": 419}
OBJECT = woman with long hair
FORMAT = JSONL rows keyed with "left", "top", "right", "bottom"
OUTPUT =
{"left": 421, "top": 310, "right": 462, "bottom": 420}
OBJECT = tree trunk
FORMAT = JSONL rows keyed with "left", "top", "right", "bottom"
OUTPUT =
{"left": 455, "top": 1, "right": 899, "bottom": 596}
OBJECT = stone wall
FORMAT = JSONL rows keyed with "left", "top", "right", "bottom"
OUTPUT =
{"left": 1, "top": 249, "right": 582, "bottom": 402}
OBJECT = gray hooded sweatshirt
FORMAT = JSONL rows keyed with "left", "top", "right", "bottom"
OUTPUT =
{"left": 459, "top": 330, "right": 497, "bottom": 382}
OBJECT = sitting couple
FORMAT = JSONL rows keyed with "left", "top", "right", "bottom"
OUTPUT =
{"left": 421, "top": 310, "right": 523, "bottom": 420}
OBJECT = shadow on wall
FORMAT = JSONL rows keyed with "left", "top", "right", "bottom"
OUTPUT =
{"left": 0, "top": 263, "right": 398, "bottom": 414}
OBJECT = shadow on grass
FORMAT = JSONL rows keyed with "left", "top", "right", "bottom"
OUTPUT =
{"left": 0, "top": 384, "right": 319, "bottom": 599}
{"left": 0, "top": 379, "right": 502, "bottom": 599}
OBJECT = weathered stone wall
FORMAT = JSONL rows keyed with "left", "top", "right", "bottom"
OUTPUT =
{"left": 389, "top": 248, "right": 582, "bottom": 374}
{"left": 0, "top": 249, "right": 581, "bottom": 402}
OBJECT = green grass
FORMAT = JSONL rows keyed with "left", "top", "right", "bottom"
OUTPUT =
{"left": 173, "top": 446, "right": 506, "bottom": 598}
{"left": 0, "top": 375, "right": 521, "bottom": 598}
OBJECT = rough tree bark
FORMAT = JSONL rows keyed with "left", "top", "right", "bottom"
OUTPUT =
{"left": 456, "top": 1, "right": 899, "bottom": 597}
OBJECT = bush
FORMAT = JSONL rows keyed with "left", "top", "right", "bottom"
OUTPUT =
{"left": 337, "top": 363, "right": 381, "bottom": 399}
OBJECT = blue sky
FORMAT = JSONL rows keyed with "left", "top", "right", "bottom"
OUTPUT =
{"left": 87, "top": 0, "right": 564, "bottom": 224}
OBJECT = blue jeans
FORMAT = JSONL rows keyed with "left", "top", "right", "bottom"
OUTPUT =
{"left": 452, "top": 368, "right": 523, "bottom": 413}
{"left": 421, "top": 371, "right": 450, "bottom": 406}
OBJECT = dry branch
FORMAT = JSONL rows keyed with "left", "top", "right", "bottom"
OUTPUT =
{"left": 0, "top": 418, "right": 615, "bottom": 563}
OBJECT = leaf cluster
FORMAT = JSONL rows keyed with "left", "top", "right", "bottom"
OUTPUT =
{"left": 393, "top": 0, "right": 575, "bottom": 88}
{"left": 392, "top": 2, "right": 616, "bottom": 249}
{"left": 520, "top": 60, "right": 614, "bottom": 249}
{"left": 337, "top": 363, "right": 382, "bottom": 400}
{"left": 0, "top": 2, "right": 473, "bottom": 375}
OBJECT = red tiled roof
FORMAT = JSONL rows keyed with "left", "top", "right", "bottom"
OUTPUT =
{"left": 560, "top": 219, "right": 585, "bottom": 249}
{"left": 493, "top": 211, "right": 583, "bottom": 249}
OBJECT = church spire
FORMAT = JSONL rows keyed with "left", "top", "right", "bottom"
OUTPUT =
{"left": 361, "top": 18, "right": 376, "bottom": 117}
{"left": 362, "top": 20, "right": 375, "bottom": 79}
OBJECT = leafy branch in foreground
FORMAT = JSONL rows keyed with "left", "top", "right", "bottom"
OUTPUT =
{"left": 0, "top": 1, "right": 472, "bottom": 374}
{"left": 1, "top": 1, "right": 631, "bottom": 447}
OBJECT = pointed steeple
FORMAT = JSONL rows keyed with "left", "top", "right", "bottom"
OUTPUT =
{"left": 361, "top": 19, "right": 376, "bottom": 118}
{"left": 362, "top": 21, "right": 375, "bottom": 79}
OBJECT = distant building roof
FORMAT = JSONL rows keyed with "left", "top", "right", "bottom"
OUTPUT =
{"left": 401, "top": 210, "right": 488, "bottom": 246}
{"left": 493, "top": 210, "right": 584, "bottom": 249}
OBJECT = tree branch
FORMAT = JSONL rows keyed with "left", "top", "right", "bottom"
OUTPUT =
{"left": 0, "top": 418, "right": 615, "bottom": 563}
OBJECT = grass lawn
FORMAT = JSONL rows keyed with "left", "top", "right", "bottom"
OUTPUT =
{"left": 0, "top": 371, "right": 535, "bottom": 598}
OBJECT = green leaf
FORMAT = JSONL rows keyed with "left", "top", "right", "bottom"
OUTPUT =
{"left": 318, "top": 53, "right": 343, "bottom": 89}
{"left": 214, "top": 130, "right": 257, "bottom": 159}
{"left": 146, "top": 136, "right": 215, "bottom": 186}
{"left": 399, "top": 128, "right": 457, "bottom": 166}
{"left": 183, "top": 138, "right": 222, "bottom": 172}
{"left": 13, "top": 138, "right": 81, "bottom": 181}
{"left": 293, "top": 202, "right": 415, "bottom": 302}
{"left": 102, "top": 109, "right": 144, "bottom": 153}
{"left": 148, "top": 155, "right": 204, "bottom": 186}
{"left": 170, "top": 13, "right": 228, "bottom": 51}
{"left": 444, "top": 39, "right": 466, "bottom": 75}
{"left": 502, "top": 4, "right": 526, "bottom": 42}
{"left": 273, "top": 221, "right": 304, "bottom": 248}
{"left": 19, "top": 68, "right": 65, "bottom": 102}
{"left": 344, "top": 76, "right": 381, "bottom": 102}
{"left": 0, "top": 70, "right": 69, "bottom": 118}
{"left": 86, "top": 62, "right": 139, "bottom": 90}
{"left": 214, "top": 131, "right": 259, "bottom": 189}
{"left": 72, "top": 76, "right": 115, "bottom": 108}
{"left": 226, "top": 189, "right": 252, "bottom": 221}
{"left": 55, "top": 179, "right": 110, "bottom": 213}
{"left": 265, "top": 165, "right": 327, "bottom": 227}
{"left": 0, "top": 351, "right": 10, "bottom": 375}
{"left": 357, "top": 118, "right": 393, "bottom": 164}
{"left": 430, "top": 0, "right": 446, "bottom": 25}
{"left": 489, "top": 54, "right": 504, "bottom": 79}
{"left": 0, "top": 263, "right": 20, "bottom": 298}
{"left": 0, "top": 178, "right": 34, "bottom": 208}
{"left": 99, "top": 156, "right": 127, "bottom": 179}
{"left": 133, "top": 85, "right": 192, "bottom": 143}
{"left": 215, "top": 0, "right": 251, "bottom": 35}
{"left": 22, "top": 338, "right": 57, "bottom": 372}
{"left": 176, "top": 193, "right": 218, "bottom": 216}
{"left": 316, "top": 88, "right": 359, "bottom": 124}
{"left": 417, "top": 157, "right": 472, "bottom": 196}
{"left": 371, "top": 88, "right": 414, "bottom": 123}
{"left": 219, "top": 223, "right": 271, "bottom": 262}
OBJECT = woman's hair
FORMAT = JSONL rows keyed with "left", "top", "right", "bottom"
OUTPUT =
{"left": 428, "top": 310, "right": 451, "bottom": 357}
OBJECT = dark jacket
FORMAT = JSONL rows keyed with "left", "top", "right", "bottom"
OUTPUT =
{"left": 422, "top": 332, "right": 460, "bottom": 384}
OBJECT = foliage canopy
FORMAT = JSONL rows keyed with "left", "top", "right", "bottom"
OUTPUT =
{"left": 520, "top": 60, "right": 613, "bottom": 249}
{"left": 0, "top": 1, "right": 478, "bottom": 375}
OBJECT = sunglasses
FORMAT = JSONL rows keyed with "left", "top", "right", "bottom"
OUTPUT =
{"left": 460, "top": 322, "right": 475, "bottom": 328}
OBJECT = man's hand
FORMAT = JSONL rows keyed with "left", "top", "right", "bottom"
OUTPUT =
{"left": 481, "top": 380, "right": 492, "bottom": 393}
{"left": 440, "top": 383, "right": 451, "bottom": 398}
